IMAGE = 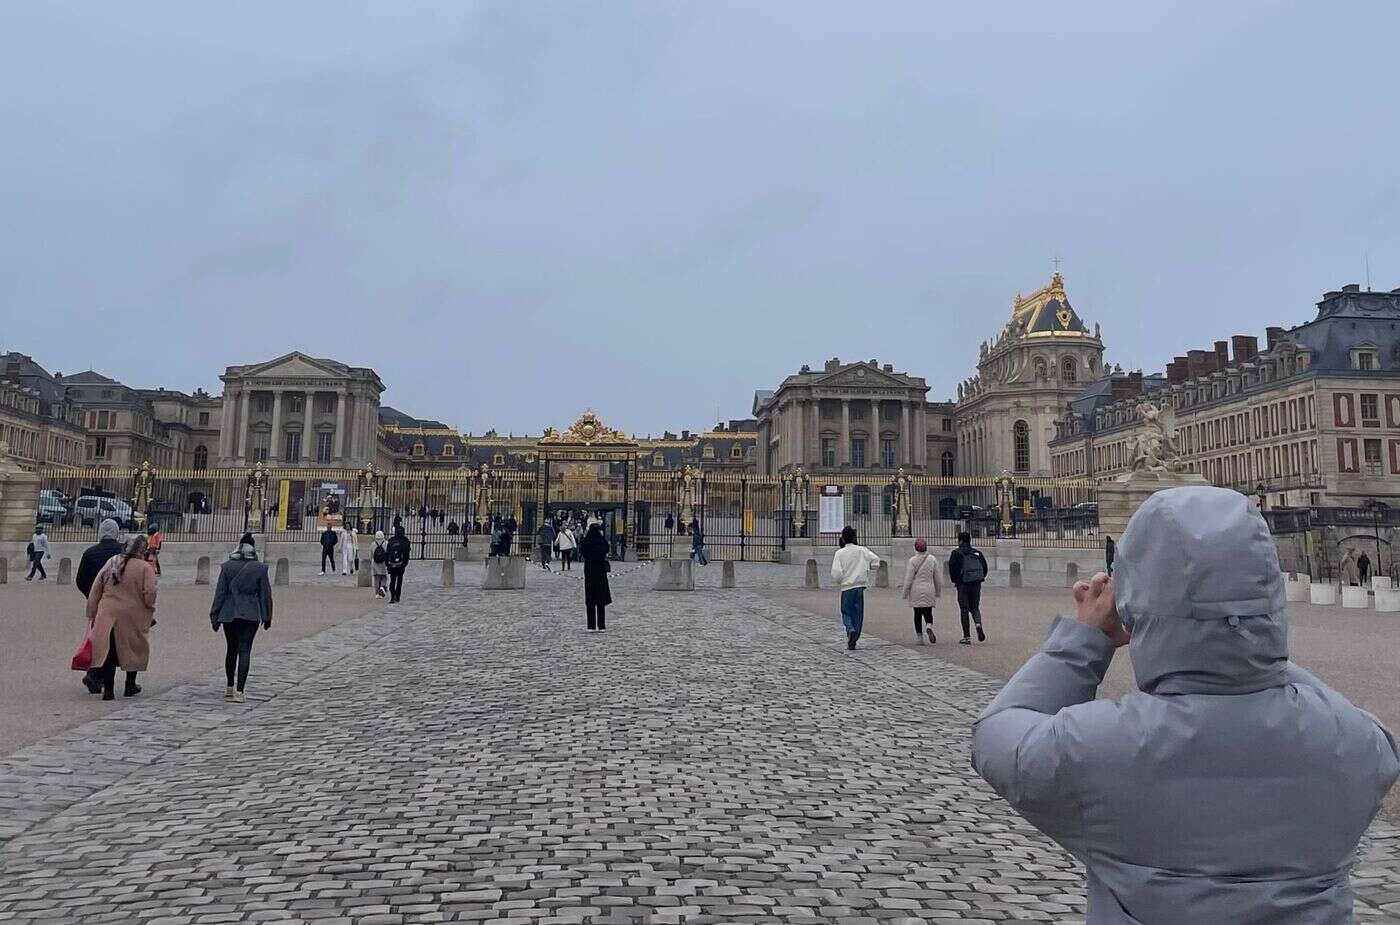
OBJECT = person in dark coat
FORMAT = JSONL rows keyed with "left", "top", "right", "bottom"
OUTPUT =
{"left": 210, "top": 541, "right": 272, "bottom": 703}
{"left": 319, "top": 526, "right": 338, "bottom": 574}
{"left": 536, "top": 520, "right": 556, "bottom": 570}
{"left": 1358, "top": 551, "right": 1372, "bottom": 585}
{"left": 690, "top": 520, "right": 707, "bottom": 565}
{"left": 579, "top": 523, "right": 612, "bottom": 632}
{"left": 76, "top": 518, "right": 123, "bottom": 694}
{"left": 948, "top": 531, "right": 989, "bottom": 644}
{"left": 1104, "top": 535, "right": 1115, "bottom": 576}
{"left": 385, "top": 525, "right": 412, "bottom": 603}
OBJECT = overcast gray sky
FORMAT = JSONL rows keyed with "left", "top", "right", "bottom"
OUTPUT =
{"left": 3, "top": 2, "right": 1397, "bottom": 436}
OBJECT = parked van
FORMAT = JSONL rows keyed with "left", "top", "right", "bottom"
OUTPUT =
{"left": 74, "top": 495, "right": 135, "bottom": 529}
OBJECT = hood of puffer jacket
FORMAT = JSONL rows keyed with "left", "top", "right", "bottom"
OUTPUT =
{"left": 1115, "top": 486, "right": 1289, "bottom": 695}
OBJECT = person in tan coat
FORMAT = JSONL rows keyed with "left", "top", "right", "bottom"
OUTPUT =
{"left": 85, "top": 535, "right": 158, "bottom": 700}
{"left": 901, "top": 537, "right": 943, "bottom": 644}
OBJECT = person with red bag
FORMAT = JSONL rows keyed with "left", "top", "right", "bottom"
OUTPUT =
{"left": 73, "top": 519, "right": 123, "bottom": 694}
{"left": 85, "top": 535, "right": 158, "bottom": 701}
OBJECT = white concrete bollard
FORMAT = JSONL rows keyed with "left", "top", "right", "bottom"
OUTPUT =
{"left": 1309, "top": 583, "right": 1336, "bottom": 606}
{"left": 1284, "top": 574, "right": 1309, "bottom": 603}
{"left": 1375, "top": 588, "right": 1400, "bottom": 612}
{"left": 1371, "top": 576, "right": 1393, "bottom": 591}
{"left": 1341, "top": 586, "right": 1369, "bottom": 609}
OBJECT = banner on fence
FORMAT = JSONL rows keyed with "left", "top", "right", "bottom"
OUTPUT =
{"left": 819, "top": 485, "right": 844, "bottom": 534}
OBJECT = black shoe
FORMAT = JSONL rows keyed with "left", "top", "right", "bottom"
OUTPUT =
{"left": 124, "top": 683, "right": 141, "bottom": 698}
{"left": 959, "top": 637, "right": 972, "bottom": 645}
{"left": 976, "top": 625, "right": 986, "bottom": 643}
{"left": 101, "top": 689, "right": 114, "bottom": 701}
{"left": 82, "top": 673, "right": 101, "bottom": 695}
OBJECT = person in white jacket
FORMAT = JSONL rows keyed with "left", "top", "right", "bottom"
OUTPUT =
{"left": 339, "top": 525, "right": 357, "bottom": 576}
{"left": 830, "top": 526, "right": 880, "bottom": 650}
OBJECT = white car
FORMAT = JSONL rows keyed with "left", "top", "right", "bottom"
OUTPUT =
{"left": 74, "top": 495, "right": 135, "bottom": 529}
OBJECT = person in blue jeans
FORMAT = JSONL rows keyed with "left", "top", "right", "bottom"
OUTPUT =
{"left": 830, "top": 526, "right": 879, "bottom": 650}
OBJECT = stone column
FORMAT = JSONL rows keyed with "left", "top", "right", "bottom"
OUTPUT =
{"left": 793, "top": 399, "right": 805, "bottom": 470}
{"left": 302, "top": 391, "right": 314, "bottom": 461}
{"left": 268, "top": 390, "right": 283, "bottom": 463}
{"left": 334, "top": 388, "right": 348, "bottom": 462}
{"left": 840, "top": 400, "right": 851, "bottom": 466}
{"left": 235, "top": 389, "right": 251, "bottom": 463}
{"left": 902, "top": 402, "right": 912, "bottom": 466}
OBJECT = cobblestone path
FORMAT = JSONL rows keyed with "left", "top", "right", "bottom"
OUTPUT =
{"left": 2, "top": 571, "right": 1398, "bottom": 923}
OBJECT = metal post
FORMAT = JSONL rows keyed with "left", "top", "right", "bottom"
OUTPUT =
{"left": 740, "top": 477, "right": 748, "bottom": 563}
{"left": 420, "top": 474, "right": 428, "bottom": 559}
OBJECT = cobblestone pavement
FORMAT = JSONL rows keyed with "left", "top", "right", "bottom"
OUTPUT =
{"left": 2, "top": 564, "right": 1398, "bottom": 923}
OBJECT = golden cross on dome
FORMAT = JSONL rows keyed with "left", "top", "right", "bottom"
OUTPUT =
{"left": 1052, "top": 255, "right": 1062, "bottom": 274}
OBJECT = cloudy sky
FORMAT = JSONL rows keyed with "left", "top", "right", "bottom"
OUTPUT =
{"left": 3, "top": 2, "right": 1397, "bottom": 435}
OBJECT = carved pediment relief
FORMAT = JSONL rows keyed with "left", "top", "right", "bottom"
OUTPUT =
{"left": 815, "top": 365, "right": 912, "bottom": 389}
{"left": 243, "top": 352, "right": 342, "bottom": 380}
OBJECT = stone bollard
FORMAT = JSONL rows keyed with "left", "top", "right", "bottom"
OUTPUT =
{"left": 441, "top": 558, "right": 455, "bottom": 589}
{"left": 274, "top": 558, "right": 290, "bottom": 587}
{"left": 57, "top": 558, "right": 72, "bottom": 586}
{"left": 1284, "top": 573, "right": 1309, "bottom": 603}
{"left": 358, "top": 565, "right": 371, "bottom": 588}
{"left": 482, "top": 555, "right": 525, "bottom": 590}
{"left": 805, "top": 558, "right": 819, "bottom": 590}
{"left": 654, "top": 558, "right": 695, "bottom": 591}
{"left": 1309, "top": 582, "right": 1336, "bottom": 606}
{"left": 721, "top": 559, "right": 736, "bottom": 589}
{"left": 1341, "top": 585, "right": 1369, "bottom": 609}
{"left": 195, "top": 556, "right": 211, "bottom": 585}
{"left": 0, "top": 556, "right": 7, "bottom": 584}
{"left": 1372, "top": 576, "right": 1394, "bottom": 591}
{"left": 1375, "top": 588, "right": 1400, "bottom": 613}
{"left": 1009, "top": 561, "right": 1023, "bottom": 589}
{"left": 1066, "top": 562, "right": 1079, "bottom": 587}
{"left": 875, "top": 560, "right": 889, "bottom": 588}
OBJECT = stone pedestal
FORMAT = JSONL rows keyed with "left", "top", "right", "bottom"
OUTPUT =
{"left": 0, "top": 463, "right": 41, "bottom": 544}
{"left": 875, "top": 560, "right": 890, "bottom": 588}
{"left": 1341, "top": 585, "right": 1369, "bottom": 609}
{"left": 721, "top": 560, "right": 736, "bottom": 589}
{"left": 804, "top": 558, "right": 820, "bottom": 589}
{"left": 653, "top": 559, "right": 694, "bottom": 591}
{"left": 785, "top": 541, "right": 814, "bottom": 568}
{"left": 357, "top": 537, "right": 375, "bottom": 587}
{"left": 273, "top": 558, "right": 290, "bottom": 587}
{"left": 1283, "top": 573, "right": 1309, "bottom": 603}
{"left": 1309, "top": 582, "right": 1336, "bottom": 606}
{"left": 465, "top": 535, "right": 492, "bottom": 562}
{"left": 1375, "top": 588, "right": 1400, "bottom": 613}
{"left": 482, "top": 555, "right": 524, "bottom": 590}
{"left": 440, "top": 558, "right": 455, "bottom": 588}
{"left": 1098, "top": 470, "right": 1211, "bottom": 539}
{"left": 195, "top": 557, "right": 211, "bottom": 585}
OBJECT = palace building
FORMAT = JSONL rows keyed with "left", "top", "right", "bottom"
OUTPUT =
{"left": 1050, "top": 283, "right": 1400, "bottom": 507}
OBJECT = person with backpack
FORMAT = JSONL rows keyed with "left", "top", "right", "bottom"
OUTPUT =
{"left": 385, "top": 525, "right": 411, "bottom": 603}
{"left": 948, "top": 531, "right": 988, "bottom": 644}
{"left": 319, "top": 524, "right": 338, "bottom": 575}
{"left": 901, "top": 537, "right": 943, "bottom": 644}
{"left": 690, "top": 519, "right": 708, "bottom": 566}
{"left": 25, "top": 525, "right": 48, "bottom": 581}
{"left": 209, "top": 539, "right": 272, "bottom": 703}
{"left": 536, "top": 519, "right": 556, "bottom": 571}
{"left": 370, "top": 530, "right": 390, "bottom": 598}
{"left": 830, "top": 526, "right": 880, "bottom": 650}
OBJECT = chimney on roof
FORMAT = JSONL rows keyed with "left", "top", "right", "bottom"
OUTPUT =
{"left": 1342, "top": 283, "right": 1361, "bottom": 293}
{"left": 824, "top": 358, "right": 841, "bottom": 372}
{"left": 1186, "top": 349, "right": 1211, "bottom": 380}
{"left": 883, "top": 363, "right": 893, "bottom": 373}
{"left": 1109, "top": 373, "right": 1146, "bottom": 402}
{"left": 682, "top": 430, "right": 691, "bottom": 440}
{"left": 1231, "top": 335, "right": 1258, "bottom": 365}
{"left": 1265, "top": 326, "right": 1286, "bottom": 350}
{"left": 1214, "top": 341, "right": 1230, "bottom": 370}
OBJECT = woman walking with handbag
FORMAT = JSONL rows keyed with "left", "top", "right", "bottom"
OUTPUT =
{"left": 85, "top": 535, "right": 158, "bottom": 700}
{"left": 579, "top": 522, "right": 612, "bottom": 633}
{"left": 901, "top": 538, "right": 942, "bottom": 644}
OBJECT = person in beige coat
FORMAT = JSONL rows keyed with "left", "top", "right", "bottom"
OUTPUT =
{"left": 901, "top": 538, "right": 943, "bottom": 644}
{"left": 85, "top": 535, "right": 158, "bottom": 700}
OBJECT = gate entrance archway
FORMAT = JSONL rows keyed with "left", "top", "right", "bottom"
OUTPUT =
{"left": 535, "top": 411, "right": 639, "bottom": 560}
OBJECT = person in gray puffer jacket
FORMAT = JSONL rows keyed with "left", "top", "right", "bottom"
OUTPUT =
{"left": 210, "top": 542, "right": 272, "bottom": 704}
{"left": 972, "top": 485, "right": 1399, "bottom": 924}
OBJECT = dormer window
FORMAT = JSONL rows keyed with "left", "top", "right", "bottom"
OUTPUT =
{"left": 412, "top": 442, "right": 425, "bottom": 457}
{"left": 703, "top": 445, "right": 716, "bottom": 460}
{"left": 493, "top": 453, "right": 505, "bottom": 466}
{"left": 731, "top": 445, "right": 745, "bottom": 458}
{"left": 443, "top": 443, "right": 455, "bottom": 457}
{"left": 1351, "top": 343, "right": 1379, "bottom": 371}
{"left": 652, "top": 452, "right": 665, "bottom": 466}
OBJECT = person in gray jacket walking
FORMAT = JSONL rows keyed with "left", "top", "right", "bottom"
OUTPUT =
{"left": 972, "top": 486, "right": 1399, "bottom": 923}
{"left": 209, "top": 541, "right": 273, "bottom": 703}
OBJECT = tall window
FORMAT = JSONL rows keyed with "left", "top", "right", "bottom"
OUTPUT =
{"left": 941, "top": 450, "right": 955, "bottom": 477}
{"left": 321, "top": 395, "right": 336, "bottom": 413}
{"left": 193, "top": 445, "right": 208, "bottom": 470}
{"left": 283, "top": 431, "right": 301, "bottom": 463}
{"left": 941, "top": 418, "right": 952, "bottom": 432}
{"left": 289, "top": 394, "right": 304, "bottom": 413}
{"left": 318, "top": 432, "right": 335, "bottom": 463}
{"left": 1013, "top": 420, "right": 1030, "bottom": 473}
{"left": 1061, "top": 358, "right": 1077, "bottom": 383}
{"left": 821, "top": 437, "right": 836, "bottom": 468}
{"left": 198, "top": 411, "right": 210, "bottom": 426}
{"left": 1364, "top": 438, "right": 1382, "bottom": 472}
{"left": 851, "top": 437, "right": 867, "bottom": 468}
{"left": 1356, "top": 351, "right": 1377, "bottom": 371}
{"left": 93, "top": 436, "right": 107, "bottom": 459}
{"left": 1361, "top": 393, "right": 1379, "bottom": 423}
{"left": 255, "top": 394, "right": 273, "bottom": 413}
{"left": 881, "top": 484, "right": 895, "bottom": 515}
{"left": 880, "top": 438, "right": 897, "bottom": 468}
{"left": 251, "top": 433, "right": 270, "bottom": 464}
{"left": 852, "top": 484, "right": 870, "bottom": 515}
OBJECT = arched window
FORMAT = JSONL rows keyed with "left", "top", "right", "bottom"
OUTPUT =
{"left": 940, "top": 450, "right": 954, "bottom": 477}
{"left": 192, "top": 445, "right": 208, "bottom": 470}
{"left": 1061, "top": 357, "right": 1077, "bottom": 383}
{"left": 1013, "top": 420, "right": 1030, "bottom": 473}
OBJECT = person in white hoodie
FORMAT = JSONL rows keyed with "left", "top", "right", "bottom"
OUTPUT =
{"left": 340, "top": 525, "right": 357, "bottom": 576}
{"left": 830, "top": 526, "right": 880, "bottom": 650}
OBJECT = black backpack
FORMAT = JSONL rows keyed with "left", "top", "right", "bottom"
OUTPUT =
{"left": 373, "top": 545, "right": 387, "bottom": 565}
{"left": 960, "top": 549, "right": 986, "bottom": 583}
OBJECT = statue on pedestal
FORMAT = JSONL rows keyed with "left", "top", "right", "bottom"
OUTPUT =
{"left": 1130, "top": 401, "right": 1184, "bottom": 475}
{"left": 995, "top": 469, "right": 1015, "bottom": 529}
{"left": 474, "top": 463, "right": 491, "bottom": 529}
{"left": 789, "top": 466, "right": 808, "bottom": 535}
{"left": 244, "top": 462, "right": 268, "bottom": 532}
{"left": 678, "top": 464, "right": 698, "bottom": 527}
{"left": 357, "top": 464, "right": 377, "bottom": 531}
{"left": 131, "top": 461, "right": 154, "bottom": 527}
{"left": 893, "top": 467, "right": 912, "bottom": 536}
